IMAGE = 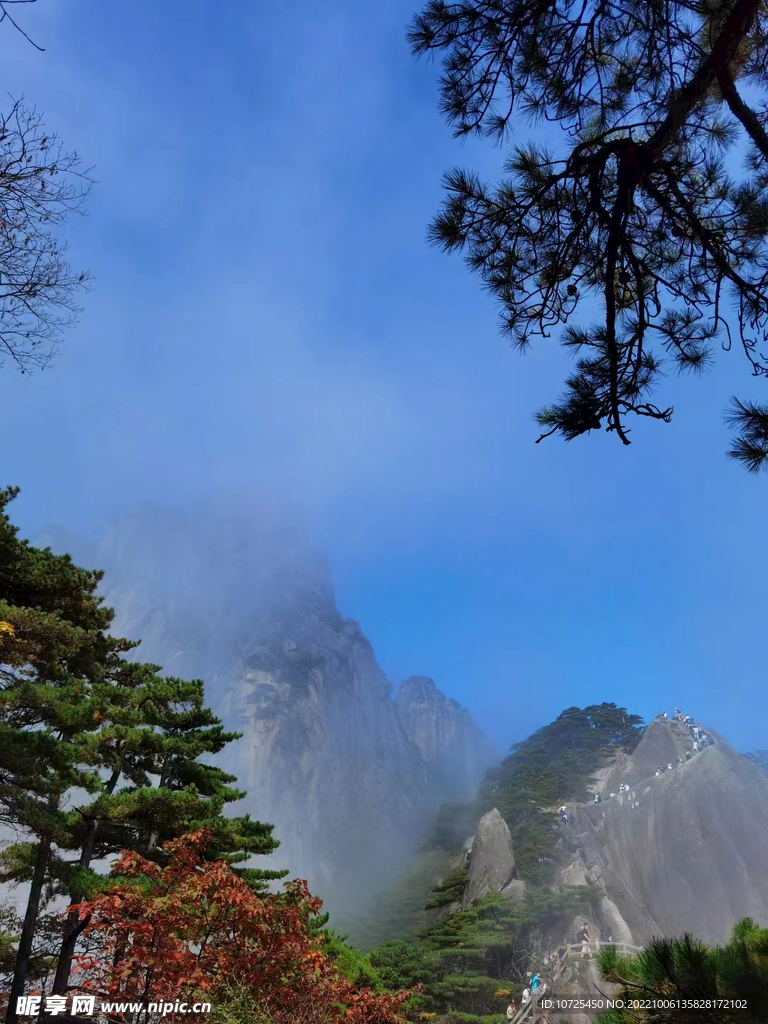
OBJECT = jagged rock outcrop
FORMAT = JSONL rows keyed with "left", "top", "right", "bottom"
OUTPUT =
{"left": 395, "top": 676, "right": 500, "bottom": 800}
{"left": 462, "top": 808, "right": 516, "bottom": 908}
{"left": 562, "top": 719, "right": 768, "bottom": 946}
{"left": 34, "top": 504, "right": 497, "bottom": 927}
{"left": 602, "top": 717, "right": 696, "bottom": 793}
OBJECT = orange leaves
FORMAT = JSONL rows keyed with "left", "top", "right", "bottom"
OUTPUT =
{"left": 72, "top": 832, "right": 408, "bottom": 1024}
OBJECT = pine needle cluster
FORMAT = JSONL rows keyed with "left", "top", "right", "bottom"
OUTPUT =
{"left": 410, "top": 0, "right": 768, "bottom": 469}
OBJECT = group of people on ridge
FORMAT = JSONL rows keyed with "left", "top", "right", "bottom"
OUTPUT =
{"left": 605, "top": 782, "right": 630, "bottom": 798}
{"left": 558, "top": 710, "right": 715, "bottom": 820}
{"left": 657, "top": 708, "right": 715, "bottom": 757}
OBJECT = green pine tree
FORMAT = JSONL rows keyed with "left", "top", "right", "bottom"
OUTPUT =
{"left": 370, "top": 888, "right": 590, "bottom": 1022}
{"left": 410, "top": 0, "right": 768, "bottom": 470}
{"left": 1, "top": 487, "right": 126, "bottom": 1021}
{"left": 480, "top": 704, "right": 642, "bottom": 881}
{"left": 595, "top": 917, "right": 768, "bottom": 1023}
{"left": 48, "top": 660, "right": 285, "bottom": 994}
{"left": 0, "top": 489, "right": 284, "bottom": 1017}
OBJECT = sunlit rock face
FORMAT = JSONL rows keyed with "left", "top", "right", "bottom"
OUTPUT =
{"left": 561, "top": 720, "right": 768, "bottom": 946}
{"left": 36, "top": 503, "right": 498, "bottom": 925}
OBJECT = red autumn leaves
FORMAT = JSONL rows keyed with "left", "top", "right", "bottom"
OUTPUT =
{"left": 71, "top": 830, "right": 410, "bottom": 1023}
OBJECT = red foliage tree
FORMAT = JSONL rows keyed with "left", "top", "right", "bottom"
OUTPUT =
{"left": 71, "top": 830, "right": 409, "bottom": 1024}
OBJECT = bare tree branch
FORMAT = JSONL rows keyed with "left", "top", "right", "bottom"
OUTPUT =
{"left": 0, "top": 100, "right": 93, "bottom": 374}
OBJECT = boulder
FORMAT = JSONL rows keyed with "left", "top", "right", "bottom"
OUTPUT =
{"left": 561, "top": 855, "right": 590, "bottom": 888}
{"left": 462, "top": 808, "right": 516, "bottom": 908}
{"left": 597, "top": 896, "right": 634, "bottom": 944}
{"left": 501, "top": 878, "right": 528, "bottom": 906}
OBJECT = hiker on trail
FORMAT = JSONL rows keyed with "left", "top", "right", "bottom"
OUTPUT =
{"left": 531, "top": 974, "right": 540, "bottom": 992}
{"left": 507, "top": 1002, "right": 517, "bottom": 1020}
{"left": 677, "top": 754, "right": 683, "bottom": 766}
{"left": 576, "top": 925, "right": 591, "bottom": 957}
{"left": 522, "top": 989, "right": 531, "bottom": 1007}
{"left": 685, "top": 750, "right": 692, "bottom": 760}
{"left": 594, "top": 793, "right": 601, "bottom": 804}
{"left": 693, "top": 740, "right": 699, "bottom": 751}
{"left": 667, "top": 762, "right": 674, "bottom": 770}
{"left": 559, "top": 805, "right": 568, "bottom": 823}
{"left": 609, "top": 792, "right": 616, "bottom": 798}
{"left": 558, "top": 946, "right": 566, "bottom": 961}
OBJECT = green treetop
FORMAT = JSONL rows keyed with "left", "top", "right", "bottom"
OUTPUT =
{"left": 596, "top": 917, "right": 768, "bottom": 1023}
{"left": 480, "top": 704, "right": 643, "bottom": 881}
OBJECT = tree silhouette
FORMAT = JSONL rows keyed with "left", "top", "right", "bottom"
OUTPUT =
{"left": 0, "top": 102, "right": 92, "bottom": 375}
{"left": 410, "top": 0, "right": 768, "bottom": 471}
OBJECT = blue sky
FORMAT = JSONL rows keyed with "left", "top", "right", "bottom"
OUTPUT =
{"left": 0, "top": 0, "right": 766, "bottom": 753}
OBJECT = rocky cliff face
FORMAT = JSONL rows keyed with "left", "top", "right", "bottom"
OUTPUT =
{"left": 395, "top": 676, "right": 499, "bottom": 802}
{"left": 35, "top": 504, "right": 497, "bottom": 926}
{"left": 448, "top": 716, "right": 768, "bottom": 950}
{"left": 560, "top": 719, "right": 768, "bottom": 946}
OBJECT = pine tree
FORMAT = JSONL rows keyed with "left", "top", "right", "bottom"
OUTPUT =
{"left": 596, "top": 917, "right": 768, "bottom": 1023}
{"left": 48, "top": 661, "right": 285, "bottom": 995}
{"left": 1, "top": 487, "right": 125, "bottom": 1021}
{"left": 410, "top": 0, "right": 768, "bottom": 470}
{"left": 0, "top": 489, "right": 283, "bottom": 1019}
{"left": 479, "top": 704, "right": 643, "bottom": 880}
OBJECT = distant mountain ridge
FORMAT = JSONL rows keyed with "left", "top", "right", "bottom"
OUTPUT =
{"left": 35, "top": 504, "right": 499, "bottom": 927}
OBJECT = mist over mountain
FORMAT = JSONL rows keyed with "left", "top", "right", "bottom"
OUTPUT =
{"left": 396, "top": 676, "right": 500, "bottom": 803}
{"left": 35, "top": 503, "right": 499, "bottom": 927}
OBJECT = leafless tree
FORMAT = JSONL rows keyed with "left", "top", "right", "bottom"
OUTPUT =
{"left": 0, "top": 100, "right": 93, "bottom": 374}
